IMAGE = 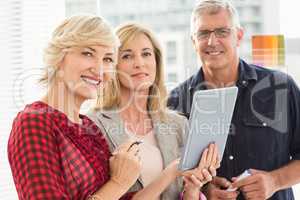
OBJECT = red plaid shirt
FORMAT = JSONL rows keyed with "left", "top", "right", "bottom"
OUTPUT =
{"left": 8, "top": 101, "right": 134, "bottom": 200}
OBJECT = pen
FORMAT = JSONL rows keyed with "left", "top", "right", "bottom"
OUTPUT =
{"left": 127, "top": 141, "right": 142, "bottom": 151}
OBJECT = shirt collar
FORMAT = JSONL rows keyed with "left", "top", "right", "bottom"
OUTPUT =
{"left": 238, "top": 59, "right": 257, "bottom": 82}
{"left": 189, "top": 59, "right": 258, "bottom": 90}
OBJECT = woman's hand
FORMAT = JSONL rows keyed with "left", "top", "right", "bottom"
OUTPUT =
{"left": 109, "top": 140, "right": 142, "bottom": 191}
{"left": 181, "top": 168, "right": 213, "bottom": 199}
{"left": 182, "top": 143, "right": 220, "bottom": 194}
{"left": 163, "top": 158, "right": 181, "bottom": 180}
{"left": 89, "top": 140, "right": 142, "bottom": 200}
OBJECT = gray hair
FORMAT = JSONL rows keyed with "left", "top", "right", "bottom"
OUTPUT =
{"left": 190, "top": 0, "right": 241, "bottom": 35}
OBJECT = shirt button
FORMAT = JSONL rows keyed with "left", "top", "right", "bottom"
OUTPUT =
{"left": 262, "top": 122, "right": 267, "bottom": 127}
{"left": 229, "top": 155, "right": 234, "bottom": 160}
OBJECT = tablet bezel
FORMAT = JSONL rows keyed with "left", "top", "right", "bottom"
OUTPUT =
{"left": 179, "top": 86, "right": 238, "bottom": 171}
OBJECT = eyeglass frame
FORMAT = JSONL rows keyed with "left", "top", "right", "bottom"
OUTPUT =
{"left": 193, "top": 27, "right": 233, "bottom": 41}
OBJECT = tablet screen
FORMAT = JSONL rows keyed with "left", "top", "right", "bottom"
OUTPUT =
{"left": 179, "top": 86, "right": 238, "bottom": 171}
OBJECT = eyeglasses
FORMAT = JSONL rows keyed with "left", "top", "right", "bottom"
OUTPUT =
{"left": 195, "top": 28, "right": 232, "bottom": 40}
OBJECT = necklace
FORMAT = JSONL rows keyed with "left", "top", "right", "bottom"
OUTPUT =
{"left": 121, "top": 114, "right": 153, "bottom": 136}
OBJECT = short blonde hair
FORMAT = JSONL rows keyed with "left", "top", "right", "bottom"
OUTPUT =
{"left": 191, "top": 0, "right": 241, "bottom": 35}
{"left": 96, "top": 23, "right": 168, "bottom": 121}
{"left": 40, "top": 15, "right": 119, "bottom": 85}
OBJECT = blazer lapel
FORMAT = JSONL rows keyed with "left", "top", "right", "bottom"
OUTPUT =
{"left": 96, "top": 111, "right": 129, "bottom": 149}
{"left": 100, "top": 110, "right": 147, "bottom": 186}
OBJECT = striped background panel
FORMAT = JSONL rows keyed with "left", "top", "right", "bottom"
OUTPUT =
{"left": 252, "top": 35, "right": 285, "bottom": 67}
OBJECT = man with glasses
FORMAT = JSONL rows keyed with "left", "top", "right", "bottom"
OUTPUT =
{"left": 167, "top": 0, "right": 300, "bottom": 199}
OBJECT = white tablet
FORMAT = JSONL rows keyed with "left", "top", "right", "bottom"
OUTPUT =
{"left": 179, "top": 86, "right": 238, "bottom": 171}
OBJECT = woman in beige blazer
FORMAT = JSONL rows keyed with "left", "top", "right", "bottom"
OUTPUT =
{"left": 88, "top": 23, "right": 220, "bottom": 200}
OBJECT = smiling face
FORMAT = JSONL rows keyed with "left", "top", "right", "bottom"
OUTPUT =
{"left": 192, "top": 9, "right": 244, "bottom": 72}
{"left": 117, "top": 33, "right": 156, "bottom": 92}
{"left": 57, "top": 45, "right": 115, "bottom": 101}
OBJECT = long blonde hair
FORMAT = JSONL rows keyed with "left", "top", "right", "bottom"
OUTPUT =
{"left": 95, "top": 23, "right": 168, "bottom": 121}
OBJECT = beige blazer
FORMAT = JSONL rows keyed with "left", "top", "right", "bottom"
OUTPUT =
{"left": 87, "top": 109, "right": 188, "bottom": 200}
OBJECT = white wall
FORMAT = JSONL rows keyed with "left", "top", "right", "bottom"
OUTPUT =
{"left": 0, "top": 0, "right": 64, "bottom": 199}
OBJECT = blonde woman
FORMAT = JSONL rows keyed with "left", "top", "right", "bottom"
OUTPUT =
{"left": 88, "top": 23, "right": 220, "bottom": 200}
{"left": 7, "top": 15, "right": 142, "bottom": 200}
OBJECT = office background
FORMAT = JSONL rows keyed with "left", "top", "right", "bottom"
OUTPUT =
{"left": 1, "top": 0, "right": 299, "bottom": 198}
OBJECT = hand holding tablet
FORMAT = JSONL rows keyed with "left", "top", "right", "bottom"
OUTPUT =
{"left": 179, "top": 87, "right": 238, "bottom": 171}
{"left": 181, "top": 143, "right": 221, "bottom": 190}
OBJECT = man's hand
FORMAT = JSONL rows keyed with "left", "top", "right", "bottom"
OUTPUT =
{"left": 203, "top": 176, "right": 239, "bottom": 200}
{"left": 231, "top": 169, "right": 279, "bottom": 199}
